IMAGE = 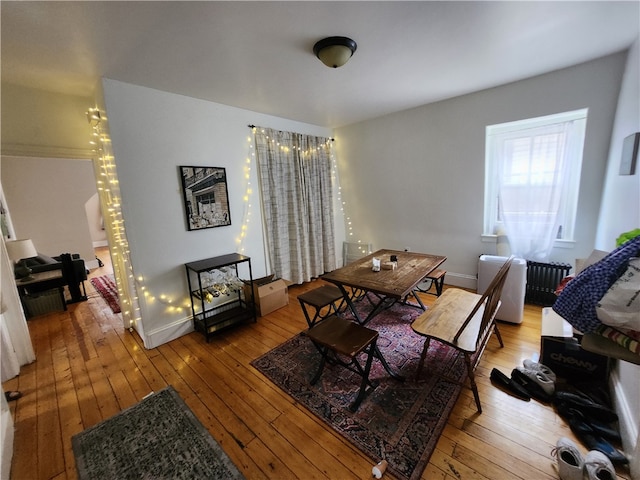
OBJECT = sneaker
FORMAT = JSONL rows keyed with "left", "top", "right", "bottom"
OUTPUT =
{"left": 515, "top": 365, "right": 555, "bottom": 396}
{"left": 552, "top": 437, "right": 584, "bottom": 480}
{"left": 523, "top": 359, "right": 557, "bottom": 383}
{"left": 584, "top": 450, "right": 617, "bottom": 480}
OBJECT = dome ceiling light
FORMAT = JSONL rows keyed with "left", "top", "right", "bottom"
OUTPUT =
{"left": 313, "top": 36, "right": 357, "bottom": 68}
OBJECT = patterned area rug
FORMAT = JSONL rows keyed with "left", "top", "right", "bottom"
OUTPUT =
{"left": 90, "top": 274, "right": 121, "bottom": 313}
{"left": 251, "top": 297, "right": 469, "bottom": 480}
{"left": 72, "top": 386, "right": 245, "bottom": 480}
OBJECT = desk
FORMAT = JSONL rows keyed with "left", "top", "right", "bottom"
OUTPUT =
{"left": 322, "top": 249, "right": 446, "bottom": 325}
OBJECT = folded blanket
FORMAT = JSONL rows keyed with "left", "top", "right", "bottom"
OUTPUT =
{"left": 595, "top": 325, "right": 640, "bottom": 355}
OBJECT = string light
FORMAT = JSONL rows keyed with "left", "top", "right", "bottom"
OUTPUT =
{"left": 88, "top": 118, "right": 360, "bottom": 328}
{"left": 237, "top": 130, "right": 257, "bottom": 253}
{"left": 89, "top": 110, "right": 259, "bottom": 325}
{"left": 329, "top": 139, "right": 369, "bottom": 257}
{"left": 88, "top": 106, "right": 143, "bottom": 330}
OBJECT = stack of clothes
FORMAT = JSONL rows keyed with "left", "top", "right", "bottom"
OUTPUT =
{"left": 553, "top": 234, "right": 640, "bottom": 363}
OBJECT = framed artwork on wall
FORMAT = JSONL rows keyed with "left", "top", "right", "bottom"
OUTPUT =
{"left": 179, "top": 166, "right": 231, "bottom": 230}
{"left": 620, "top": 132, "right": 639, "bottom": 176}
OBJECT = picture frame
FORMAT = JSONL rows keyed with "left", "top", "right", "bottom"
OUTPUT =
{"left": 620, "top": 132, "right": 639, "bottom": 176}
{"left": 179, "top": 166, "right": 231, "bottom": 230}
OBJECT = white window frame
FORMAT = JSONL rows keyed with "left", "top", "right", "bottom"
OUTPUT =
{"left": 484, "top": 109, "right": 587, "bottom": 245}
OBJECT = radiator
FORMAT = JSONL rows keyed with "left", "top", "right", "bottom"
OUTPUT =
{"left": 525, "top": 261, "right": 572, "bottom": 306}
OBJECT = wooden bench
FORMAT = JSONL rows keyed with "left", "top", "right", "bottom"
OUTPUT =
{"left": 416, "top": 269, "right": 446, "bottom": 296}
{"left": 411, "top": 257, "right": 513, "bottom": 412}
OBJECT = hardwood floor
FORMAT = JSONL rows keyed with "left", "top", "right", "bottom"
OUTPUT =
{"left": 4, "top": 250, "right": 632, "bottom": 479}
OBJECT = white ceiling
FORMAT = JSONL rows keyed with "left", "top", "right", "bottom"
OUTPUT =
{"left": 2, "top": 1, "right": 639, "bottom": 128}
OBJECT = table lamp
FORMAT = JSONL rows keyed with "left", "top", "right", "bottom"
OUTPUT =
{"left": 6, "top": 239, "right": 38, "bottom": 280}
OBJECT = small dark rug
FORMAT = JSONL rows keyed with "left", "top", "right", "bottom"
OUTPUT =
{"left": 90, "top": 274, "right": 121, "bottom": 313}
{"left": 72, "top": 386, "right": 245, "bottom": 480}
{"left": 251, "top": 297, "right": 469, "bottom": 480}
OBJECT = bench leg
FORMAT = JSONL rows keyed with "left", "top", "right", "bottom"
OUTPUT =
{"left": 464, "top": 353, "right": 482, "bottom": 413}
{"left": 415, "top": 337, "right": 431, "bottom": 380}
{"left": 493, "top": 322, "right": 504, "bottom": 348}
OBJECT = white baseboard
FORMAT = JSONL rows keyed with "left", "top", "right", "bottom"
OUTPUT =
{"left": 92, "top": 240, "right": 109, "bottom": 248}
{"left": 611, "top": 368, "right": 639, "bottom": 478}
{"left": 84, "top": 259, "right": 99, "bottom": 270}
{"left": 443, "top": 272, "right": 477, "bottom": 290}
{"left": 142, "top": 316, "right": 194, "bottom": 350}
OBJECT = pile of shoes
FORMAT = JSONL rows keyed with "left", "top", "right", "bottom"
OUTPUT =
{"left": 553, "top": 437, "right": 617, "bottom": 480}
{"left": 490, "top": 360, "right": 628, "bottom": 468}
{"left": 554, "top": 389, "right": 627, "bottom": 466}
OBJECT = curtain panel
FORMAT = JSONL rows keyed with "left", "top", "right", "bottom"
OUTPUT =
{"left": 493, "top": 119, "right": 583, "bottom": 261}
{"left": 254, "top": 128, "right": 336, "bottom": 284}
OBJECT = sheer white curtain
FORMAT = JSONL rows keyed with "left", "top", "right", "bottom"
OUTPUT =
{"left": 254, "top": 128, "right": 336, "bottom": 283}
{"left": 492, "top": 119, "right": 583, "bottom": 261}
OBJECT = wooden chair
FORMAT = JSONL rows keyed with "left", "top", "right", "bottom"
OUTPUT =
{"left": 304, "top": 315, "right": 379, "bottom": 412}
{"left": 411, "top": 256, "right": 514, "bottom": 413}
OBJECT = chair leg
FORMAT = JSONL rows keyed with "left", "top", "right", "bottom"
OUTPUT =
{"left": 464, "top": 353, "right": 482, "bottom": 413}
{"left": 350, "top": 340, "right": 377, "bottom": 412}
{"left": 310, "top": 345, "right": 328, "bottom": 385}
{"left": 415, "top": 337, "right": 431, "bottom": 380}
{"left": 493, "top": 322, "right": 504, "bottom": 347}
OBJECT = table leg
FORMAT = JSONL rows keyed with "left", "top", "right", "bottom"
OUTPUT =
{"left": 403, "top": 290, "right": 426, "bottom": 310}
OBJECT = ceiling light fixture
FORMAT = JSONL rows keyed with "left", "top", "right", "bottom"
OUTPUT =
{"left": 313, "top": 36, "right": 357, "bottom": 68}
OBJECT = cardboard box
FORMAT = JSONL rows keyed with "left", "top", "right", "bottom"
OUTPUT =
{"left": 244, "top": 278, "right": 289, "bottom": 317}
{"left": 540, "top": 308, "right": 609, "bottom": 382}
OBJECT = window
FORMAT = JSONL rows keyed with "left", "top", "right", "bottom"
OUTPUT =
{"left": 484, "top": 109, "right": 587, "bottom": 260}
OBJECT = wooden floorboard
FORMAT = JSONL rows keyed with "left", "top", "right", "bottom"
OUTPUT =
{"left": 3, "top": 250, "right": 633, "bottom": 479}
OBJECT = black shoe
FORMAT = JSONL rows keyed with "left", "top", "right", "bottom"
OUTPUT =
{"left": 511, "top": 368, "right": 553, "bottom": 403}
{"left": 554, "top": 391, "right": 618, "bottom": 423}
{"left": 490, "top": 368, "right": 531, "bottom": 401}
{"left": 555, "top": 402, "right": 621, "bottom": 442}
{"left": 4, "top": 391, "right": 22, "bottom": 402}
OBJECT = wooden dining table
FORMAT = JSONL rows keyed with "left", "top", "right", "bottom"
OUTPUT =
{"left": 322, "top": 248, "right": 447, "bottom": 325}
{"left": 321, "top": 249, "right": 447, "bottom": 380}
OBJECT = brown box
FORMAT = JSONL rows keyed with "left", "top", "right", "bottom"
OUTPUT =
{"left": 244, "top": 278, "right": 289, "bottom": 317}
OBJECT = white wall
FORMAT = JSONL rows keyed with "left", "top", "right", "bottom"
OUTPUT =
{"left": 335, "top": 52, "right": 628, "bottom": 287}
{"left": 1, "top": 83, "right": 94, "bottom": 159}
{"left": 1, "top": 83, "right": 99, "bottom": 268}
{"left": 595, "top": 38, "right": 640, "bottom": 478}
{"left": 1, "top": 156, "right": 97, "bottom": 265}
{"left": 85, "top": 193, "right": 107, "bottom": 247}
{"left": 102, "top": 79, "right": 333, "bottom": 347}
